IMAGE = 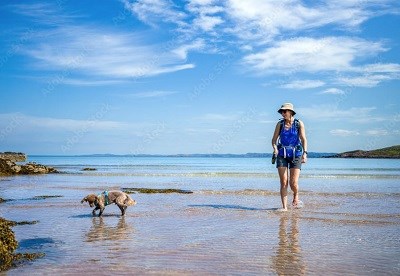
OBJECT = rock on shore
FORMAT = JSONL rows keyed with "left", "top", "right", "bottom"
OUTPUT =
{"left": 0, "top": 153, "right": 57, "bottom": 176}
{"left": 0, "top": 152, "right": 26, "bottom": 162}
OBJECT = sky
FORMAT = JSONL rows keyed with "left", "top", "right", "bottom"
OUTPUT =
{"left": 0, "top": 0, "right": 399, "bottom": 155}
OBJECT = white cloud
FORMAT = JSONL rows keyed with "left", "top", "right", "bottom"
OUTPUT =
{"left": 172, "top": 39, "right": 206, "bottom": 59}
{"left": 362, "top": 63, "right": 400, "bottom": 73}
{"left": 298, "top": 105, "right": 380, "bottom": 122}
{"left": 224, "top": 0, "right": 396, "bottom": 44}
{"left": 364, "top": 129, "right": 389, "bottom": 136}
{"left": 280, "top": 80, "right": 325, "bottom": 89}
{"left": 22, "top": 25, "right": 195, "bottom": 80}
{"left": 131, "top": 91, "right": 178, "bottom": 98}
{"left": 242, "top": 37, "right": 385, "bottom": 73}
{"left": 195, "top": 113, "right": 238, "bottom": 121}
{"left": 187, "top": 1, "right": 224, "bottom": 32}
{"left": 320, "top": 88, "right": 345, "bottom": 95}
{"left": 337, "top": 74, "right": 393, "bottom": 87}
{"left": 185, "top": 128, "right": 221, "bottom": 134}
{"left": 12, "top": 1, "right": 400, "bottom": 88}
{"left": 122, "top": 0, "right": 187, "bottom": 27}
{"left": 0, "top": 112, "right": 128, "bottom": 132}
{"left": 51, "top": 78, "right": 128, "bottom": 86}
{"left": 330, "top": 129, "right": 360, "bottom": 136}
{"left": 193, "top": 14, "right": 224, "bottom": 32}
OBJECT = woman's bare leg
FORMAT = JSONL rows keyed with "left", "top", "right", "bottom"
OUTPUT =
{"left": 289, "top": 168, "right": 300, "bottom": 206}
{"left": 278, "top": 167, "right": 289, "bottom": 210}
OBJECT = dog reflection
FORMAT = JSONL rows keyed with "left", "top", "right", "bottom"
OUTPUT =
{"left": 271, "top": 215, "right": 306, "bottom": 275}
{"left": 86, "top": 216, "right": 133, "bottom": 242}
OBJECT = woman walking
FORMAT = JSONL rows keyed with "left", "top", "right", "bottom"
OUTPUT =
{"left": 271, "top": 103, "right": 308, "bottom": 211}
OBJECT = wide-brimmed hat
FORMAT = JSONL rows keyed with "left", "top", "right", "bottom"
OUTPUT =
{"left": 277, "top": 103, "right": 296, "bottom": 115}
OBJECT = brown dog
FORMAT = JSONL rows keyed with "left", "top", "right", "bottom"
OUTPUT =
{"left": 81, "top": 191, "right": 136, "bottom": 217}
{"left": 81, "top": 194, "right": 97, "bottom": 207}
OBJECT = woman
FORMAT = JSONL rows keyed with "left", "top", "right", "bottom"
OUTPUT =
{"left": 271, "top": 103, "right": 308, "bottom": 211}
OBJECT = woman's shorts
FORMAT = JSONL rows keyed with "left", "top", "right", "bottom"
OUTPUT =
{"left": 276, "top": 155, "right": 302, "bottom": 169}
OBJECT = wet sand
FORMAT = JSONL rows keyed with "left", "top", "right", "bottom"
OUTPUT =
{"left": 2, "top": 178, "right": 400, "bottom": 275}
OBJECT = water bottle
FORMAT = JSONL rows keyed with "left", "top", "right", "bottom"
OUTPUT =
{"left": 271, "top": 153, "right": 277, "bottom": 164}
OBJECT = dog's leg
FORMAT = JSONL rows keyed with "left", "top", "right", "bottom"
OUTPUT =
{"left": 92, "top": 206, "right": 99, "bottom": 216}
{"left": 98, "top": 203, "right": 105, "bottom": 217}
{"left": 116, "top": 196, "right": 129, "bottom": 216}
{"left": 117, "top": 204, "right": 126, "bottom": 216}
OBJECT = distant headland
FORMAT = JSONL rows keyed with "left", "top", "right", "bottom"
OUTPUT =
{"left": 324, "top": 145, "right": 400, "bottom": 159}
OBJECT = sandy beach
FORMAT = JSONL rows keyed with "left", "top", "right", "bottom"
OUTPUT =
{"left": 1, "top": 157, "right": 400, "bottom": 275}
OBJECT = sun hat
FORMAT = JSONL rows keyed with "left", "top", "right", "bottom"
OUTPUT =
{"left": 277, "top": 103, "right": 296, "bottom": 115}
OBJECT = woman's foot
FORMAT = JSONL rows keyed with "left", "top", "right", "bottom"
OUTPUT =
{"left": 292, "top": 200, "right": 303, "bottom": 209}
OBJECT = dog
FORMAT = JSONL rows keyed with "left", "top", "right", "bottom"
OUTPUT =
{"left": 81, "top": 191, "right": 136, "bottom": 217}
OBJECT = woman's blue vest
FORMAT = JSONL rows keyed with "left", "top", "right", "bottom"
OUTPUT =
{"left": 278, "top": 119, "right": 303, "bottom": 159}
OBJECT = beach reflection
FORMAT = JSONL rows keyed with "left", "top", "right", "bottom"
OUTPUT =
{"left": 272, "top": 214, "right": 306, "bottom": 275}
{"left": 86, "top": 216, "right": 134, "bottom": 242}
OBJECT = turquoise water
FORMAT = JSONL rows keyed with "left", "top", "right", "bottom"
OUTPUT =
{"left": 2, "top": 156, "right": 400, "bottom": 275}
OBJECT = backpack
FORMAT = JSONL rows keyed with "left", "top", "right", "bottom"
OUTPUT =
{"left": 277, "top": 118, "right": 303, "bottom": 159}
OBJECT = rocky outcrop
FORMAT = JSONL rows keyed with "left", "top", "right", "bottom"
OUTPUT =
{"left": 326, "top": 145, "right": 400, "bottom": 159}
{"left": 0, "top": 217, "right": 43, "bottom": 272}
{"left": 0, "top": 159, "right": 58, "bottom": 176}
{"left": 0, "top": 152, "right": 26, "bottom": 162}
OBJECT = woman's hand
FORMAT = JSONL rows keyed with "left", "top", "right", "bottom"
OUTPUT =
{"left": 301, "top": 153, "right": 307, "bottom": 163}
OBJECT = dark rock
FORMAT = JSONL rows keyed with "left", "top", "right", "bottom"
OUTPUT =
{"left": 0, "top": 217, "right": 44, "bottom": 272}
{"left": 0, "top": 159, "right": 58, "bottom": 176}
{"left": 122, "top": 187, "right": 193, "bottom": 194}
{"left": 0, "top": 152, "right": 26, "bottom": 162}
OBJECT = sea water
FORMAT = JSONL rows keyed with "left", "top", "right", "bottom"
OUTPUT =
{"left": 1, "top": 156, "right": 400, "bottom": 275}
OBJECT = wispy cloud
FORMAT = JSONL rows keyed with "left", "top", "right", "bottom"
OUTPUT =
{"left": 195, "top": 113, "right": 238, "bottom": 121}
{"left": 9, "top": 3, "right": 80, "bottom": 25}
{"left": 365, "top": 129, "right": 389, "bottom": 136}
{"left": 122, "top": 0, "right": 187, "bottom": 28}
{"left": 172, "top": 39, "right": 206, "bottom": 60}
{"left": 130, "top": 91, "right": 178, "bottom": 98}
{"left": 243, "top": 37, "right": 385, "bottom": 74}
{"left": 337, "top": 74, "right": 395, "bottom": 88}
{"left": 0, "top": 112, "right": 128, "bottom": 131}
{"left": 10, "top": 1, "right": 400, "bottom": 89}
{"left": 320, "top": 88, "right": 345, "bottom": 95}
{"left": 298, "top": 105, "right": 383, "bottom": 122}
{"left": 9, "top": 3, "right": 196, "bottom": 82}
{"left": 330, "top": 128, "right": 392, "bottom": 137}
{"left": 21, "top": 25, "right": 195, "bottom": 80}
{"left": 280, "top": 80, "right": 325, "bottom": 90}
{"left": 185, "top": 128, "right": 221, "bottom": 134}
{"left": 330, "top": 129, "right": 360, "bottom": 136}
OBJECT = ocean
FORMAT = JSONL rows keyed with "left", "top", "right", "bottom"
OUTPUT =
{"left": 1, "top": 156, "right": 400, "bottom": 275}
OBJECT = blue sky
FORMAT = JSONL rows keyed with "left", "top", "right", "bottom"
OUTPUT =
{"left": 1, "top": 0, "right": 399, "bottom": 155}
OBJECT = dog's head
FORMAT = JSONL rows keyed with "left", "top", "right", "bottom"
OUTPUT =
{"left": 81, "top": 194, "right": 97, "bottom": 207}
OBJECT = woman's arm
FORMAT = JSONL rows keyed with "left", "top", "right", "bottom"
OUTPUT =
{"left": 299, "top": 120, "right": 308, "bottom": 162}
{"left": 271, "top": 122, "right": 281, "bottom": 155}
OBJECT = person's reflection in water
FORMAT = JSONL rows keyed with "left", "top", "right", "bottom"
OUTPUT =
{"left": 272, "top": 214, "right": 306, "bottom": 275}
{"left": 86, "top": 216, "right": 133, "bottom": 242}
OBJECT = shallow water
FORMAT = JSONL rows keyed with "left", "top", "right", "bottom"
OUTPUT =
{"left": 1, "top": 157, "right": 400, "bottom": 275}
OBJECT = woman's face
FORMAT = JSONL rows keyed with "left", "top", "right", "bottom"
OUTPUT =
{"left": 280, "top": 109, "right": 292, "bottom": 119}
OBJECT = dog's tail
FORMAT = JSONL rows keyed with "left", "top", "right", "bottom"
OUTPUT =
{"left": 125, "top": 195, "right": 136, "bottom": 206}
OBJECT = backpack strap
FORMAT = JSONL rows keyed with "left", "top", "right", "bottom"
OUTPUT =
{"left": 279, "top": 118, "right": 300, "bottom": 133}
{"left": 294, "top": 118, "right": 300, "bottom": 132}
